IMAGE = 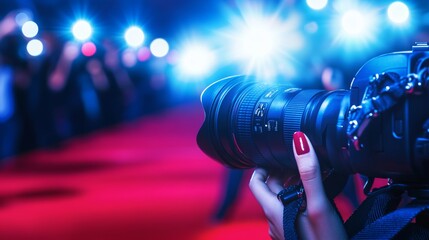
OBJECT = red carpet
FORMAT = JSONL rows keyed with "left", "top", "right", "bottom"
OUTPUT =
{"left": 0, "top": 102, "right": 358, "bottom": 240}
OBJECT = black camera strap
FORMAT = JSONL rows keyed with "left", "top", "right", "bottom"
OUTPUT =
{"left": 282, "top": 197, "right": 304, "bottom": 240}
{"left": 279, "top": 185, "right": 305, "bottom": 240}
{"left": 351, "top": 199, "right": 429, "bottom": 239}
{"left": 344, "top": 184, "right": 429, "bottom": 239}
{"left": 344, "top": 184, "right": 404, "bottom": 238}
{"left": 281, "top": 192, "right": 345, "bottom": 240}
{"left": 282, "top": 183, "right": 429, "bottom": 239}
{"left": 280, "top": 172, "right": 349, "bottom": 239}
{"left": 281, "top": 184, "right": 345, "bottom": 240}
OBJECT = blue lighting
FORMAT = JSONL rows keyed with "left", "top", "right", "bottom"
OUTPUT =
{"left": 150, "top": 38, "right": 169, "bottom": 58}
{"left": 15, "top": 10, "right": 32, "bottom": 26}
{"left": 124, "top": 26, "right": 145, "bottom": 48}
{"left": 72, "top": 20, "right": 93, "bottom": 41}
{"left": 330, "top": 2, "right": 381, "bottom": 52}
{"left": 219, "top": 2, "right": 303, "bottom": 81}
{"left": 341, "top": 10, "right": 366, "bottom": 36}
{"left": 26, "top": 39, "right": 44, "bottom": 56}
{"left": 387, "top": 1, "right": 410, "bottom": 25}
{"left": 21, "top": 20, "right": 39, "bottom": 38}
{"left": 176, "top": 42, "right": 217, "bottom": 79}
{"left": 306, "top": 0, "right": 328, "bottom": 10}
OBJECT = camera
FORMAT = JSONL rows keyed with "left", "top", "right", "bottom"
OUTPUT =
{"left": 197, "top": 43, "right": 429, "bottom": 183}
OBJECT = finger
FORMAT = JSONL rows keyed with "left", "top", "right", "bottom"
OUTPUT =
{"left": 292, "top": 132, "right": 326, "bottom": 205}
{"left": 249, "top": 168, "right": 277, "bottom": 205}
{"left": 250, "top": 169, "right": 285, "bottom": 240}
{"left": 292, "top": 132, "right": 348, "bottom": 240}
{"left": 296, "top": 213, "right": 317, "bottom": 240}
{"left": 266, "top": 175, "right": 284, "bottom": 194}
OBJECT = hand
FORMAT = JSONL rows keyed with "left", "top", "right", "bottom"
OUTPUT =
{"left": 249, "top": 132, "right": 347, "bottom": 240}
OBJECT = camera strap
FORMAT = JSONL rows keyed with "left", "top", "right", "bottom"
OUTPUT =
{"left": 281, "top": 183, "right": 429, "bottom": 239}
{"left": 281, "top": 184, "right": 344, "bottom": 240}
{"left": 344, "top": 184, "right": 404, "bottom": 237}
{"left": 351, "top": 200, "right": 429, "bottom": 239}
{"left": 345, "top": 184, "right": 429, "bottom": 239}
{"left": 279, "top": 185, "right": 305, "bottom": 240}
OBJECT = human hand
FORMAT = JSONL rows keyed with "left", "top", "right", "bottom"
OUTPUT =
{"left": 249, "top": 131, "right": 347, "bottom": 240}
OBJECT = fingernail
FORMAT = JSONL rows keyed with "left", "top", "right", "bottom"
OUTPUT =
{"left": 293, "top": 131, "right": 310, "bottom": 155}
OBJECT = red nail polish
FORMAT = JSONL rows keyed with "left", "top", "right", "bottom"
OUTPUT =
{"left": 293, "top": 132, "right": 310, "bottom": 155}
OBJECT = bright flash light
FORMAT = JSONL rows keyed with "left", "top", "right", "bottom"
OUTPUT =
{"left": 177, "top": 43, "right": 216, "bottom": 78}
{"left": 124, "top": 26, "right": 145, "bottom": 48}
{"left": 334, "top": 6, "right": 379, "bottom": 44}
{"left": 26, "top": 39, "right": 43, "bottom": 56}
{"left": 331, "top": 3, "right": 380, "bottom": 52}
{"left": 341, "top": 10, "right": 366, "bottom": 35}
{"left": 21, "top": 20, "right": 39, "bottom": 38}
{"left": 221, "top": 2, "right": 303, "bottom": 81}
{"left": 72, "top": 20, "right": 92, "bottom": 41}
{"left": 307, "top": 0, "right": 328, "bottom": 10}
{"left": 387, "top": 1, "right": 409, "bottom": 24}
{"left": 234, "top": 22, "right": 280, "bottom": 61}
{"left": 150, "top": 38, "right": 169, "bottom": 58}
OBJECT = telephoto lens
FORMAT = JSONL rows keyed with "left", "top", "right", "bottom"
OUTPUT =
{"left": 196, "top": 75, "right": 351, "bottom": 175}
{"left": 197, "top": 44, "right": 429, "bottom": 183}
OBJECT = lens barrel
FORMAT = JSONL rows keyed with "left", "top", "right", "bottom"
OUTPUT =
{"left": 197, "top": 75, "right": 350, "bottom": 173}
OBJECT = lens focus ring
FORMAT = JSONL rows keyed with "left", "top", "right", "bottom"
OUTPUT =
{"left": 283, "top": 90, "right": 323, "bottom": 161}
{"left": 235, "top": 85, "right": 267, "bottom": 166}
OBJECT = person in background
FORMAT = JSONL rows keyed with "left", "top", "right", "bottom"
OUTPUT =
{"left": 0, "top": 54, "right": 19, "bottom": 161}
{"left": 213, "top": 168, "right": 246, "bottom": 221}
{"left": 0, "top": 33, "right": 22, "bottom": 161}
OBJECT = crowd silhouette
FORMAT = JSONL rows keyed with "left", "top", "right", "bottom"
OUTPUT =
{"left": 0, "top": 11, "right": 177, "bottom": 161}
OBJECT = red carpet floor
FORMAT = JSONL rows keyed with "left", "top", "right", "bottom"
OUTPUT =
{"left": 0, "top": 102, "right": 359, "bottom": 240}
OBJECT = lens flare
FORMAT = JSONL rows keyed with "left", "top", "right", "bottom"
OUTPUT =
{"left": 220, "top": 2, "right": 303, "bottom": 81}
{"left": 150, "top": 38, "right": 169, "bottom": 58}
{"left": 138, "top": 47, "right": 151, "bottom": 62}
{"left": 122, "top": 48, "right": 138, "bottom": 68}
{"left": 15, "top": 11, "right": 32, "bottom": 26}
{"left": 26, "top": 39, "right": 43, "bottom": 56}
{"left": 176, "top": 42, "right": 217, "bottom": 78}
{"left": 72, "top": 20, "right": 92, "bottom": 41}
{"left": 306, "top": 0, "right": 328, "bottom": 10}
{"left": 341, "top": 10, "right": 365, "bottom": 36}
{"left": 124, "top": 26, "right": 145, "bottom": 48}
{"left": 330, "top": 2, "right": 380, "bottom": 50}
{"left": 21, "top": 20, "right": 38, "bottom": 38}
{"left": 64, "top": 41, "right": 80, "bottom": 60}
{"left": 81, "top": 42, "right": 97, "bottom": 57}
{"left": 233, "top": 22, "right": 279, "bottom": 60}
{"left": 387, "top": 1, "right": 410, "bottom": 24}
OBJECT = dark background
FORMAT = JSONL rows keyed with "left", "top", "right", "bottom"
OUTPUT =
{"left": 0, "top": 0, "right": 427, "bottom": 158}
{"left": 0, "top": 1, "right": 427, "bottom": 239}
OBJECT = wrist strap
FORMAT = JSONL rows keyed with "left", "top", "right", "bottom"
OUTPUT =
{"left": 279, "top": 185, "right": 305, "bottom": 240}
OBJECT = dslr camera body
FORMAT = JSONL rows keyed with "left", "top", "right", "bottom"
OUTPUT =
{"left": 197, "top": 43, "right": 429, "bottom": 183}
